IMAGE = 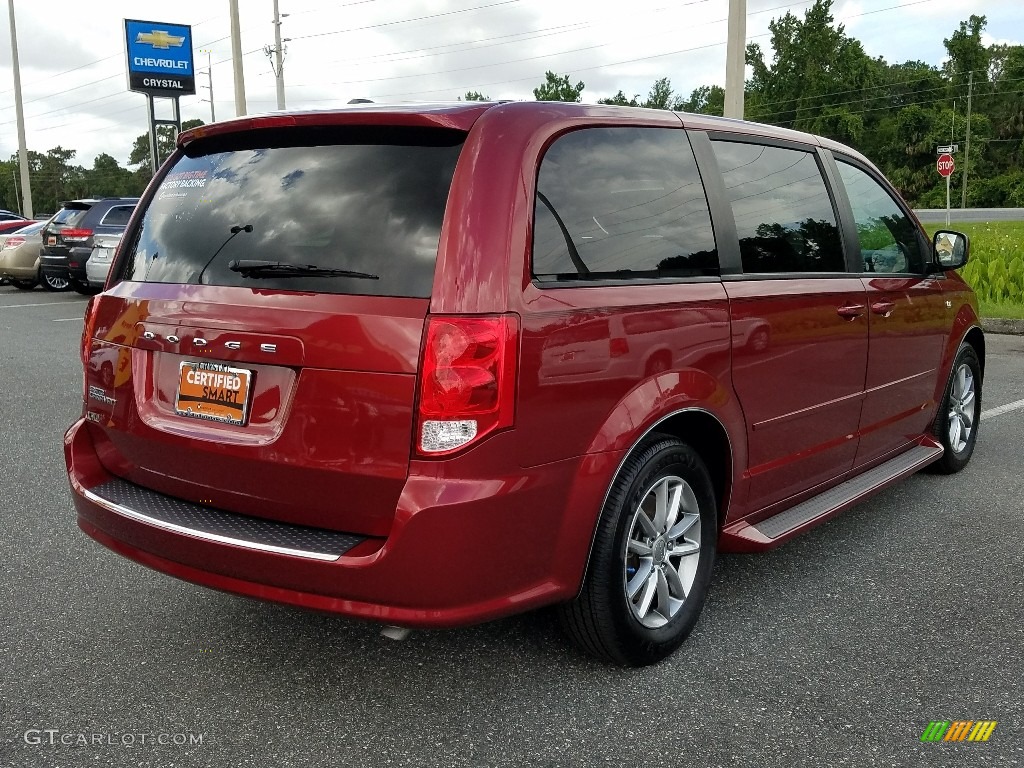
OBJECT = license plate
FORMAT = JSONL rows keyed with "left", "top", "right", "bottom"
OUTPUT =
{"left": 174, "top": 361, "right": 253, "bottom": 426}
{"left": 92, "top": 248, "right": 111, "bottom": 262}
{"left": 47, "top": 236, "right": 56, "bottom": 245}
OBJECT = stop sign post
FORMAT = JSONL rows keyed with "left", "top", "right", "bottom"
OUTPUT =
{"left": 937, "top": 152, "right": 956, "bottom": 226}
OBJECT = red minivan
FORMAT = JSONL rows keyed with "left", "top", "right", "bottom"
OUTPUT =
{"left": 66, "top": 102, "right": 983, "bottom": 665}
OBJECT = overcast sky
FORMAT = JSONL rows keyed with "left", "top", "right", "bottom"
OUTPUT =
{"left": 1, "top": 0, "right": 1022, "bottom": 168}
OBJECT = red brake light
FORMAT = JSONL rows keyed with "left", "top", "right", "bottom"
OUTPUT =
{"left": 2, "top": 236, "right": 25, "bottom": 249}
{"left": 81, "top": 297, "right": 99, "bottom": 368}
{"left": 62, "top": 228, "right": 93, "bottom": 243}
{"left": 417, "top": 315, "right": 518, "bottom": 455}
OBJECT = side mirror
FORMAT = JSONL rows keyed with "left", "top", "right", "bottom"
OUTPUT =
{"left": 932, "top": 230, "right": 969, "bottom": 271}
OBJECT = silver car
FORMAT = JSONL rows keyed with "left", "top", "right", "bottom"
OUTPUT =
{"left": 85, "top": 233, "right": 123, "bottom": 288}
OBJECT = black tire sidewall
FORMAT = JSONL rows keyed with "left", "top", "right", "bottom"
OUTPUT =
{"left": 594, "top": 437, "right": 718, "bottom": 664}
{"left": 934, "top": 344, "right": 982, "bottom": 473}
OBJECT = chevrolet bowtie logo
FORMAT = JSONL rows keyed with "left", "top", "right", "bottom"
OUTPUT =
{"left": 136, "top": 30, "right": 185, "bottom": 49}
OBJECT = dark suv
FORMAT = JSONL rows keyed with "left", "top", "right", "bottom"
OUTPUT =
{"left": 40, "top": 198, "right": 138, "bottom": 294}
{"left": 66, "top": 103, "right": 981, "bottom": 666}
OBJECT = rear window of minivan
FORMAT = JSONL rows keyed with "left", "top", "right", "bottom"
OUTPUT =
{"left": 120, "top": 126, "right": 465, "bottom": 298}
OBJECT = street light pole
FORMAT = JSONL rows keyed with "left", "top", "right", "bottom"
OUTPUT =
{"left": 724, "top": 0, "right": 747, "bottom": 119}
{"left": 6, "top": 0, "right": 33, "bottom": 218}
{"left": 228, "top": 0, "right": 247, "bottom": 116}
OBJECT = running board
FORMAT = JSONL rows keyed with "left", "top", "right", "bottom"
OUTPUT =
{"left": 722, "top": 442, "right": 943, "bottom": 551}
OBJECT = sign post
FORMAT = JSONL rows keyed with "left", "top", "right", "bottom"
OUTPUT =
{"left": 124, "top": 19, "right": 196, "bottom": 175}
{"left": 937, "top": 153, "right": 955, "bottom": 226}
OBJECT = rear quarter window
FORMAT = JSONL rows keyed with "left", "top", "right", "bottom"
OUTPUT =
{"left": 99, "top": 205, "right": 136, "bottom": 227}
{"left": 532, "top": 126, "right": 719, "bottom": 282}
{"left": 120, "top": 126, "right": 465, "bottom": 298}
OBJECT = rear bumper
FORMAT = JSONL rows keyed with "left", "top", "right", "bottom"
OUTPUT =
{"left": 85, "top": 258, "right": 110, "bottom": 286}
{"left": 40, "top": 254, "right": 70, "bottom": 281}
{"left": 0, "top": 262, "right": 38, "bottom": 280}
{"left": 65, "top": 418, "right": 620, "bottom": 627}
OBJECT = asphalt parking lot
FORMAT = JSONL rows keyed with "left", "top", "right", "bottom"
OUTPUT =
{"left": 2, "top": 287, "right": 1022, "bottom": 768}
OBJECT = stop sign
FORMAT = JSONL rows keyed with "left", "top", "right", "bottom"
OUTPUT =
{"left": 937, "top": 153, "right": 955, "bottom": 177}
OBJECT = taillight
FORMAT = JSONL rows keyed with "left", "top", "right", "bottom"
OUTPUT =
{"left": 62, "top": 228, "right": 93, "bottom": 243}
{"left": 610, "top": 337, "right": 630, "bottom": 357}
{"left": 417, "top": 315, "right": 518, "bottom": 456}
{"left": 2, "top": 236, "right": 25, "bottom": 249}
{"left": 81, "top": 297, "right": 99, "bottom": 368}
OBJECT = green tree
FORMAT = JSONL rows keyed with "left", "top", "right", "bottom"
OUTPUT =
{"left": 533, "top": 71, "right": 585, "bottom": 102}
{"left": 598, "top": 90, "right": 640, "bottom": 107}
{"left": 129, "top": 119, "right": 205, "bottom": 171}
{"left": 85, "top": 153, "right": 133, "bottom": 198}
{"left": 678, "top": 85, "right": 725, "bottom": 116}
{"left": 745, "top": 0, "right": 873, "bottom": 137}
{"left": 943, "top": 15, "right": 989, "bottom": 89}
{"left": 461, "top": 91, "right": 490, "bottom": 101}
{"left": 642, "top": 77, "right": 677, "bottom": 110}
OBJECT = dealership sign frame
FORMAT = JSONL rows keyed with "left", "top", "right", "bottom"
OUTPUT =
{"left": 124, "top": 19, "right": 196, "bottom": 97}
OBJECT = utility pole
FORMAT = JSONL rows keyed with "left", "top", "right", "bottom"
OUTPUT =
{"left": 960, "top": 71, "right": 973, "bottom": 209}
{"left": 267, "top": 0, "right": 288, "bottom": 110}
{"left": 200, "top": 49, "right": 216, "bottom": 123}
{"left": 7, "top": 0, "right": 33, "bottom": 218}
{"left": 724, "top": 0, "right": 746, "bottom": 119}
{"left": 228, "top": 0, "right": 247, "bottom": 116}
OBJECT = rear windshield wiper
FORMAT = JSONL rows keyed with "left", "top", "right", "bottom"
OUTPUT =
{"left": 227, "top": 259, "right": 379, "bottom": 280}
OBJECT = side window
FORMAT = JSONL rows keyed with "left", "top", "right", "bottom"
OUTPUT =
{"left": 532, "top": 127, "right": 718, "bottom": 281}
{"left": 836, "top": 161, "right": 923, "bottom": 274}
{"left": 100, "top": 205, "right": 136, "bottom": 227}
{"left": 711, "top": 140, "right": 844, "bottom": 273}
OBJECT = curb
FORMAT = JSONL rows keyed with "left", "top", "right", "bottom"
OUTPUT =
{"left": 981, "top": 318, "right": 1024, "bottom": 335}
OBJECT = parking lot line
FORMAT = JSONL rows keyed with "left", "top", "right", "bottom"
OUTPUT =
{"left": 981, "top": 398, "right": 1024, "bottom": 420}
{"left": 0, "top": 301, "right": 79, "bottom": 309}
{"left": 52, "top": 317, "right": 84, "bottom": 322}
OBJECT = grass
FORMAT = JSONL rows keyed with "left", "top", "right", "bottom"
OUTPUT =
{"left": 923, "top": 221, "right": 1024, "bottom": 318}
{"left": 978, "top": 300, "right": 1024, "bottom": 320}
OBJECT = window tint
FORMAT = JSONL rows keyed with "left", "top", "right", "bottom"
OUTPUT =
{"left": 51, "top": 206, "right": 90, "bottom": 228}
{"left": 711, "top": 141, "right": 844, "bottom": 273}
{"left": 533, "top": 127, "right": 718, "bottom": 281}
{"left": 100, "top": 205, "right": 136, "bottom": 227}
{"left": 121, "top": 127, "right": 464, "bottom": 298}
{"left": 836, "top": 161, "right": 923, "bottom": 274}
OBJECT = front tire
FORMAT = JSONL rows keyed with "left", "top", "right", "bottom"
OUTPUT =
{"left": 559, "top": 435, "right": 717, "bottom": 666}
{"left": 930, "top": 344, "right": 981, "bottom": 474}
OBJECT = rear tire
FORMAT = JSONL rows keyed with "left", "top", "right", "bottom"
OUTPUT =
{"left": 39, "top": 270, "right": 70, "bottom": 292}
{"left": 929, "top": 344, "right": 981, "bottom": 474}
{"left": 11, "top": 278, "right": 37, "bottom": 290}
{"left": 70, "top": 279, "right": 99, "bottom": 296}
{"left": 559, "top": 434, "right": 717, "bottom": 666}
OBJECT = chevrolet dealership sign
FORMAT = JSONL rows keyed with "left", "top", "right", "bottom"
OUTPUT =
{"left": 125, "top": 19, "right": 195, "bottom": 96}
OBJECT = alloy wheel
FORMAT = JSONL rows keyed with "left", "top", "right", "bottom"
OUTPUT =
{"left": 623, "top": 475, "right": 702, "bottom": 629}
{"left": 947, "top": 362, "right": 976, "bottom": 454}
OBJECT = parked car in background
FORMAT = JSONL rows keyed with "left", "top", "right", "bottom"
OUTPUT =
{"left": 67, "top": 102, "right": 982, "bottom": 667}
{"left": 0, "top": 210, "right": 31, "bottom": 235}
{"left": 0, "top": 221, "right": 48, "bottom": 290}
{"left": 85, "top": 233, "right": 123, "bottom": 287}
{"left": 39, "top": 198, "right": 138, "bottom": 295}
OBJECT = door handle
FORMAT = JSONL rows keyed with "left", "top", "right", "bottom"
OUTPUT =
{"left": 871, "top": 300, "right": 896, "bottom": 317}
{"left": 836, "top": 304, "right": 866, "bottom": 320}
